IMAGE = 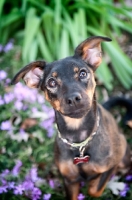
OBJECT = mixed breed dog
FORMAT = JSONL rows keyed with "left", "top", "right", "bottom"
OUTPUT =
{"left": 12, "top": 36, "right": 132, "bottom": 199}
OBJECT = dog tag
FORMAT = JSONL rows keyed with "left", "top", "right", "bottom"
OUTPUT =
{"left": 73, "top": 155, "right": 90, "bottom": 165}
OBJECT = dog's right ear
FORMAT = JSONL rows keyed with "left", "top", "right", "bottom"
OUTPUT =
{"left": 11, "top": 61, "right": 46, "bottom": 88}
{"left": 74, "top": 36, "right": 112, "bottom": 71}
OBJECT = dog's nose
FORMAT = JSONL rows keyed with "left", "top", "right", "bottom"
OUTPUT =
{"left": 66, "top": 93, "right": 82, "bottom": 106}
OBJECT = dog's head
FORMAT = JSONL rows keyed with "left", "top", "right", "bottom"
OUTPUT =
{"left": 12, "top": 36, "right": 111, "bottom": 118}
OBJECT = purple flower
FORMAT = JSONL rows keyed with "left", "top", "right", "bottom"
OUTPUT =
{"left": 43, "top": 193, "right": 51, "bottom": 200}
{"left": 47, "top": 127, "right": 54, "bottom": 138}
{"left": 31, "top": 187, "right": 42, "bottom": 200}
{"left": 22, "top": 104, "right": 28, "bottom": 110}
{"left": 5, "top": 78, "right": 11, "bottom": 85}
{"left": 40, "top": 118, "right": 54, "bottom": 130}
{"left": 30, "top": 167, "right": 38, "bottom": 182}
{"left": 81, "top": 182, "right": 85, "bottom": 187}
{"left": 20, "top": 129, "right": 25, "bottom": 134}
{"left": 0, "top": 120, "right": 11, "bottom": 131}
{"left": 14, "top": 100, "right": 23, "bottom": 110}
{"left": 13, "top": 82, "right": 38, "bottom": 102}
{"left": 0, "top": 185, "right": 8, "bottom": 194}
{"left": 22, "top": 180, "right": 34, "bottom": 190}
{"left": 8, "top": 182, "right": 15, "bottom": 189}
{"left": 4, "top": 41, "right": 13, "bottom": 52}
{"left": 0, "top": 44, "right": 3, "bottom": 52}
{"left": 4, "top": 93, "right": 14, "bottom": 104}
{"left": 1, "top": 179, "right": 7, "bottom": 185}
{"left": 37, "top": 94, "right": 45, "bottom": 103}
{"left": 14, "top": 184, "right": 24, "bottom": 195}
{"left": 0, "top": 70, "right": 7, "bottom": 80}
{"left": 49, "top": 179, "right": 55, "bottom": 189}
{"left": 12, "top": 160, "right": 22, "bottom": 176}
{"left": 40, "top": 118, "right": 54, "bottom": 138}
{"left": 1, "top": 169, "right": 10, "bottom": 177}
{"left": 78, "top": 193, "right": 85, "bottom": 200}
{"left": 119, "top": 183, "right": 129, "bottom": 197}
{"left": 42, "top": 106, "right": 55, "bottom": 118}
{"left": 125, "top": 174, "right": 132, "bottom": 181}
{"left": 32, "top": 107, "right": 38, "bottom": 113}
{"left": 0, "top": 98, "right": 4, "bottom": 105}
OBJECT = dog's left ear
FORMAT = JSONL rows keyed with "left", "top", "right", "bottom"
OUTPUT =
{"left": 74, "top": 36, "right": 112, "bottom": 71}
{"left": 11, "top": 61, "right": 46, "bottom": 88}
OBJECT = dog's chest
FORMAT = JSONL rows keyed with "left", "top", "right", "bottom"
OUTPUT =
{"left": 56, "top": 133, "right": 111, "bottom": 181}
{"left": 58, "top": 158, "right": 109, "bottom": 182}
{"left": 58, "top": 132, "right": 111, "bottom": 163}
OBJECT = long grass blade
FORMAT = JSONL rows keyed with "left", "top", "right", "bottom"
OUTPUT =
{"left": 22, "top": 8, "right": 40, "bottom": 62}
{"left": 58, "top": 29, "right": 69, "bottom": 59}
{"left": 0, "top": 0, "right": 5, "bottom": 17}
{"left": 29, "top": 38, "right": 38, "bottom": 62}
{"left": 1, "top": 11, "right": 23, "bottom": 28}
{"left": 96, "top": 61, "right": 113, "bottom": 90}
{"left": 37, "top": 29, "right": 53, "bottom": 62}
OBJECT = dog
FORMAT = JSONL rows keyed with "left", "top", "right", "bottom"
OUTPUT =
{"left": 11, "top": 36, "right": 131, "bottom": 199}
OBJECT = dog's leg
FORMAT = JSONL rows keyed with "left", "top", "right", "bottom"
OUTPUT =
{"left": 88, "top": 167, "right": 115, "bottom": 197}
{"left": 57, "top": 160, "right": 80, "bottom": 199}
{"left": 63, "top": 178, "right": 80, "bottom": 200}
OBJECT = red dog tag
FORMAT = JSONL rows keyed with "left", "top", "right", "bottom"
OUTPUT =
{"left": 73, "top": 155, "right": 90, "bottom": 165}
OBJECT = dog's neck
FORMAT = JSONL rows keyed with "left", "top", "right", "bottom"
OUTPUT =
{"left": 55, "top": 93, "right": 98, "bottom": 143}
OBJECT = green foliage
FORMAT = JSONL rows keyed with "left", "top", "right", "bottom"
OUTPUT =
{"left": 0, "top": 0, "right": 132, "bottom": 90}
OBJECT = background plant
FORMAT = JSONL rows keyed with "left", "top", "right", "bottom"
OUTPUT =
{"left": 0, "top": 0, "right": 132, "bottom": 90}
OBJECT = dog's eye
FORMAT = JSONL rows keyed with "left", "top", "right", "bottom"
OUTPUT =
{"left": 47, "top": 78, "right": 57, "bottom": 88}
{"left": 79, "top": 70, "right": 87, "bottom": 79}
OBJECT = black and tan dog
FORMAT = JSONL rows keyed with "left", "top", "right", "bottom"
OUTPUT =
{"left": 12, "top": 36, "right": 131, "bottom": 199}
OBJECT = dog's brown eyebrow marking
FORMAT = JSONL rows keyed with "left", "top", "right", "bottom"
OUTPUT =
{"left": 52, "top": 71, "right": 58, "bottom": 77}
{"left": 73, "top": 67, "right": 79, "bottom": 73}
{"left": 57, "top": 78, "right": 62, "bottom": 85}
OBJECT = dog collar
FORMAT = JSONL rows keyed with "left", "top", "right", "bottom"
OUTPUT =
{"left": 57, "top": 114, "right": 99, "bottom": 165}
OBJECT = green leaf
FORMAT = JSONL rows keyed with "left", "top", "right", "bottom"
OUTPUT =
{"left": 62, "top": 8, "right": 79, "bottom": 48}
{"left": 37, "top": 29, "right": 53, "bottom": 62}
{"left": 42, "top": 11, "right": 54, "bottom": 54}
{"left": 22, "top": 8, "right": 40, "bottom": 62}
{"left": 54, "top": 0, "right": 61, "bottom": 24}
{"left": 104, "top": 42, "right": 132, "bottom": 89}
{"left": 0, "top": 0, "right": 5, "bottom": 17}
{"left": 107, "top": 15, "right": 132, "bottom": 33}
{"left": 58, "top": 29, "right": 69, "bottom": 59}
{"left": 96, "top": 60, "right": 113, "bottom": 90}
{"left": 74, "top": 9, "right": 87, "bottom": 41}
{"left": 29, "top": 38, "right": 38, "bottom": 62}
{"left": 1, "top": 11, "right": 23, "bottom": 28}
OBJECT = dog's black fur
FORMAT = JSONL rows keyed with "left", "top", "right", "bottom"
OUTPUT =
{"left": 12, "top": 36, "right": 131, "bottom": 199}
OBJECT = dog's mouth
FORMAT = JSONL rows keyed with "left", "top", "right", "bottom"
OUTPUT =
{"left": 60, "top": 108, "right": 89, "bottom": 118}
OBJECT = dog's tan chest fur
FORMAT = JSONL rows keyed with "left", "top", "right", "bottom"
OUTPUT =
{"left": 62, "top": 115, "right": 84, "bottom": 129}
